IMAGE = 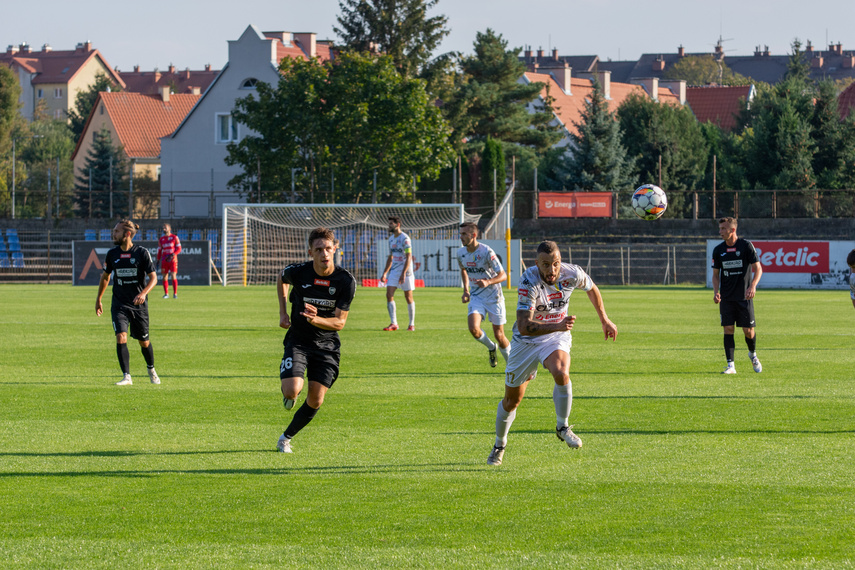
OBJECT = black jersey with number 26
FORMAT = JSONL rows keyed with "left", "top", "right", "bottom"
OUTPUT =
{"left": 103, "top": 244, "right": 156, "bottom": 307}
{"left": 280, "top": 262, "right": 356, "bottom": 352}
{"left": 712, "top": 238, "right": 759, "bottom": 302}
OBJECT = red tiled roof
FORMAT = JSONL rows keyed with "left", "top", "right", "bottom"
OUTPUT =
{"left": 524, "top": 72, "right": 678, "bottom": 137}
{"left": 839, "top": 81, "right": 855, "bottom": 119}
{"left": 119, "top": 67, "right": 219, "bottom": 95}
{"left": 685, "top": 85, "right": 753, "bottom": 131}
{"left": 73, "top": 92, "right": 199, "bottom": 160}
{"left": 269, "top": 36, "right": 334, "bottom": 63}
{"left": 0, "top": 46, "right": 124, "bottom": 87}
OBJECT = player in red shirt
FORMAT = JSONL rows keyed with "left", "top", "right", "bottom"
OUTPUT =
{"left": 157, "top": 223, "right": 182, "bottom": 299}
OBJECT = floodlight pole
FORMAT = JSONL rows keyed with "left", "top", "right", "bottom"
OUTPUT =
{"left": 11, "top": 138, "right": 15, "bottom": 219}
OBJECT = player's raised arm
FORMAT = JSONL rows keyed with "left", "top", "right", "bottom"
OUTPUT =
{"left": 586, "top": 285, "right": 617, "bottom": 341}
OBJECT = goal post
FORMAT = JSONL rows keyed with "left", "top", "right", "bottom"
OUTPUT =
{"left": 222, "top": 203, "right": 480, "bottom": 286}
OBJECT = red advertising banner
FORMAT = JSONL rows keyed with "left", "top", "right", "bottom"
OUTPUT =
{"left": 539, "top": 192, "right": 612, "bottom": 218}
{"left": 752, "top": 241, "right": 829, "bottom": 273}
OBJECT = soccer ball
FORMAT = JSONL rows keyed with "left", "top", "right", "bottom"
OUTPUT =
{"left": 631, "top": 184, "right": 668, "bottom": 220}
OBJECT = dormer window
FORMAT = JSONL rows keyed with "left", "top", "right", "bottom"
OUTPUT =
{"left": 240, "top": 78, "right": 259, "bottom": 89}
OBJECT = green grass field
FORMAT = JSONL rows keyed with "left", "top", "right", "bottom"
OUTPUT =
{"left": 1, "top": 284, "right": 853, "bottom": 569}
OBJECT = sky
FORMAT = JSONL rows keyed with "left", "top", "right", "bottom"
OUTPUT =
{"left": 3, "top": 0, "right": 855, "bottom": 72}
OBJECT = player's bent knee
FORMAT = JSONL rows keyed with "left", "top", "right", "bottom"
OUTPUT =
{"left": 469, "top": 328, "right": 481, "bottom": 338}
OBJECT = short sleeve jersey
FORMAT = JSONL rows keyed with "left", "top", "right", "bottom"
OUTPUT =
{"left": 513, "top": 263, "right": 594, "bottom": 344}
{"left": 711, "top": 238, "right": 760, "bottom": 302}
{"left": 103, "top": 244, "right": 156, "bottom": 307}
{"left": 849, "top": 270, "right": 855, "bottom": 301}
{"left": 157, "top": 234, "right": 182, "bottom": 260}
{"left": 280, "top": 262, "right": 357, "bottom": 352}
{"left": 388, "top": 232, "right": 412, "bottom": 271}
{"left": 457, "top": 243, "right": 505, "bottom": 306}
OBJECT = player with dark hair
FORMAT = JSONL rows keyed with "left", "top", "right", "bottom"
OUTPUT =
{"left": 276, "top": 227, "right": 357, "bottom": 453}
{"left": 380, "top": 216, "right": 416, "bottom": 331}
{"left": 157, "top": 223, "right": 182, "bottom": 299}
{"left": 712, "top": 217, "right": 763, "bottom": 374}
{"left": 487, "top": 240, "right": 617, "bottom": 466}
{"left": 95, "top": 220, "right": 160, "bottom": 385}
{"left": 457, "top": 221, "right": 510, "bottom": 367}
{"left": 847, "top": 249, "right": 855, "bottom": 310}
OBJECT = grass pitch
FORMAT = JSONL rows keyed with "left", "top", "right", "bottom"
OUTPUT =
{"left": 0, "top": 284, "right": 853, "bottom": 569}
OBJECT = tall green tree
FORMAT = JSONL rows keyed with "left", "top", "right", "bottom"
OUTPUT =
{"left": 810, "top": 80, "right": 855, "bottom": 191}
{"left": 0, "top": 64, "right": 21, "bottom": 145}
{"left": 68, "top": 72, "right": 122, "bottom": 144}
{"left": 553, "top": 79, "right": 636, "bottom": 193}
{"left": 334, "top": 0, "right": 449, "bottom": 80}
{"left": 481, "top": 137, "right": 506, "bottom": 197}
{"left": 618, "top": 93, "right": 708, "bottom": 216}
{"left": 74, "top": 128, "right": 127, "bottom": 218}
{"left": 227, "top": 52, "right": 454, "bottom": 204}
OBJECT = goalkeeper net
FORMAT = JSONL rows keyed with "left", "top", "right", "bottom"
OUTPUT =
{"left": 222, "top": 203, "right": 480, "bottom": 286}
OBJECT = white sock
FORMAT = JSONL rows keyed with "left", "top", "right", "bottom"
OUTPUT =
{"left": 495, "top": 400, "right": 516, "bottom": 447}
{"left": 387, "top": 301, "right": 397, "bottom": 325}
{"left": 499, "top": 343, "right": 510, "bottom": 362}
{"left": 553, "top": 382, "right": 572, "bottom": 430}
{"left": 476, "top": 331, "right": 497, "bottom": 350}
{"left": 407, "top": 302, "right": 415, "bottom": 327}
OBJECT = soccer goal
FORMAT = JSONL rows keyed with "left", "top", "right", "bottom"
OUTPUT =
{"left": 221, "top": 203, "right": 480, "bottom": 286}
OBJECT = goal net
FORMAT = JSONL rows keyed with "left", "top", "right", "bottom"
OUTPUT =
{"left": 222, "top": 203, "right": 480, "bottom": 286}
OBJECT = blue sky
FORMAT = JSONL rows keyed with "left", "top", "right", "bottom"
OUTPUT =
{"left": 3, "top": 0, "right": 855, "bottom": 72}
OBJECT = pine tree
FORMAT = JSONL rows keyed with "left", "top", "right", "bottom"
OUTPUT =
{"left": 74, "top": 128, "right": 127, "bottom": 218}
{"left": 557, "top": 79, "right": 636, "bottom": 193}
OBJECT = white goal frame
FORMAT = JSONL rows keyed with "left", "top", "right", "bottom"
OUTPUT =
{"left": 221, "top": 203, "right": 478, "bottom": 286}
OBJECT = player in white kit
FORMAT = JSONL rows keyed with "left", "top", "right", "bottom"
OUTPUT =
{"left": 380, "top": 217, "right": 416, "bottom": 331}
{"left": 457, "top": 222, "right": 510, "bottom": 367}
{"left": 847, "top": 249, "right": 855, "bottom": 310}
{"left": 487, "top": 241, "right": 617, "bottom": 466}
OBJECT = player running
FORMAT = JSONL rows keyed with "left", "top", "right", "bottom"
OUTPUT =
{"left": 380, "top": 216, "right": 416, "bottom": 331}
{"left": 487, "top": 240, "right": 617, "bottom": 466}
{"left": 456, "top": 222, "right": 510, "bottom": 367}
{"left": 712, "top": 217, "right": 763, "bottom": 374}
{"left": 95, "top": 220, "right": 161, "bottom": 386}
{"left": 157, "top": 223, "right": 182, "bottom": 299}
{"left": 276, "top": 227, "right": 357, "bottom": 453}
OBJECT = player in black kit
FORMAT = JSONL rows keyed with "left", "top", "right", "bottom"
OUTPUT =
{"left": 711, "top": 217, "right": 763, "bottom": 375}
{"left": 276, "top": 227, "right": 356, "bottom": 453}
{"left": 95, "top": 220, "right": 160, "bottom": 385}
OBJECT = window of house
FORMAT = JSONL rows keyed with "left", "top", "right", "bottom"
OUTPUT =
{"left": 54, "top": 88, "right": 63, "bottom": 98}
{"left": 37, "top": 88, "right": 43, "bottom": 99}
{"left": 216, "top": 113, "right": 238, "bottom": 143}
{"left": 54, "top": 109, "right": 63, "bottom": 119}
{"left": 241, "top": 78, "right": 259, "bottom": 89}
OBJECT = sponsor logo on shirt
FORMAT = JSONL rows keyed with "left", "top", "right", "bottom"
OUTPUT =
{"left": 314, "top": 279, "right": 330, "bottom": 286}
{"left": 548, "top": 291, "right": 562, "bottom": 300}
{"left": 120, "top": 253, "right": 131, "bottom": 258}
{"left": 116, "top": 268, "right": 137, "bottom": 277}
{"left": 304, "top": 298, "right": 335, "bottom": 308}
{"left": 722, "top": 260, "right": 743, "bottom": 269}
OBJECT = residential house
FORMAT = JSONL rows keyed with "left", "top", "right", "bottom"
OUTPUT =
{"left": 0, "top": 41, "right": 124, "bottom": 121}
{"left": 118, "top": 63, "right": 219, "bottom": 96}
{"left": 71, "top": 89, "right": 200, "bottom": 216}
{"left": 521, "top": 61, "right": 683, "bottom": 149}
{"left": 159, "top": 25, "right": 334, "bottom": 217}
{"left": 838, "top": 81, "right": 855, "bottom": 119}
{"left": 685, "top": 85, "right": 755, "bottom": 132}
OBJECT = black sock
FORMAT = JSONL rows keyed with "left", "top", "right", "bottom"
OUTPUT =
{"left": 724, "top": 334, "right": 735, "bottom": 362}
{"left": 745, "top": 335, "right": 756, "bottom": 353}
{"left": 117, "top": 343, "right": 130, "bottom": 374}
{"left": 284, "top": 401, "right": 320, "bottom": 439}
{"left": 141, "top": 343, "right": 155, "bottom": 368}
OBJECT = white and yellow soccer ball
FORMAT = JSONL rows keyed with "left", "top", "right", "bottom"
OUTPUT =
{"left": 631, "top": 184, "right": 668, "bottom": 220}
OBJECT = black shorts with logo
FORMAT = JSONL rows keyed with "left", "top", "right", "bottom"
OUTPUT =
{"left": 112, "top": 303, "right": 150, "bottom": 340}
{"left": 279, "top": 340, "right": 340, "bottom": 388}
{"left": 719, "top": 299, "right": 756, "bottom": 328}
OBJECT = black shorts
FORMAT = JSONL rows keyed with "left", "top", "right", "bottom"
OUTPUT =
{"left": 112, "top": 303, "right": 150, "bottom": 340}
{"left": 719, "top": 299, "right": 756, "bottom": 328}
{"left": 279, "top": 341, "right": 340, "bottom": 388}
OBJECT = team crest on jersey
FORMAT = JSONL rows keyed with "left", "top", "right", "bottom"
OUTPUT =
{"left": 314, "top": 279, "right": 330, "bottom": 286}
{"left": 560, "top": 279, "right": 572, "bottom": 288}
{"left": 329, "top": 286, "right": 336, "bottom": 294}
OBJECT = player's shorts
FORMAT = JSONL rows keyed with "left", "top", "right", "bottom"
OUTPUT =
{"left": 719, "top": 299, "right": 756, "bottom": 328}
{"left": 160, "top": 258, "right": 177, "bottom": 273}
{"left": 279, "top": 341, "right": 341, "bottom": 388}
{"left": 504, "top": 334, "right": 572, "bottom": 388}
{"left": 468, "top": 294, "right": 506, "bottom": 325}
{"left": 111, "top": 303, "right": 150, "bottom": 341}
{"left": 387, "top": 266, "right": 415, "bottom": 291}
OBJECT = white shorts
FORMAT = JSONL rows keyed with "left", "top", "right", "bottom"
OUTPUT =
{"left": 387, "top": 266, "right": 415, "bottom": 291}
{"left": 504, "top": 334, "right": 572, "bottom": 388}
{"left": 468, "top": 294, "right": 506, "bottom": 325}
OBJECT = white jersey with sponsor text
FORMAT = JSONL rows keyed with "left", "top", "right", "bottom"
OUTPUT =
{"left": 849, "top": 270, "right": 855, "bottom": 300}
{"left": 388, "top": 232, "right": 412, "bottom": 271}
{"left": 456, "top": 243, "right": 505, "bottom": 306}
{"left": 513, "top": 263, "right": 594, "bottom": 344}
